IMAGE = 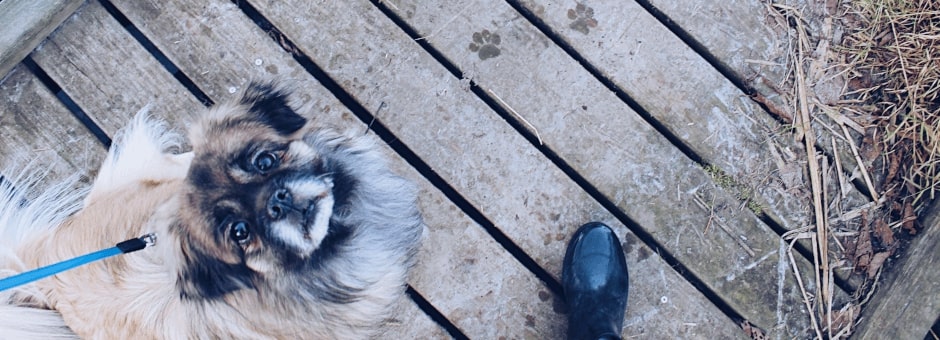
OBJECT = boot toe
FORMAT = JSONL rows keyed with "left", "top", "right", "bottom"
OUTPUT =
{"left": 561, "top": 222, "right": 629, "bottom": 340}
{"left": 562, "top": 222, "right": 629, "bottom": 295}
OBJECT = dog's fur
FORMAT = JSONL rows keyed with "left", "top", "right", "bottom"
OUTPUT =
{"left": 0, "top": 82, "right": 424, "bottom": 338}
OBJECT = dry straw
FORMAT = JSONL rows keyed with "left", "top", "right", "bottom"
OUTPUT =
{"left": 768, "top": 0, "right": 940, "bottom": 338}
{"left": 844, "top": 0, "right": 940, "bottom": 207}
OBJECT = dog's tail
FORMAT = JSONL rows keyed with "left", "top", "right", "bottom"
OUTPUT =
{"left": 0, "top": 305, "right": 78, "bottom": 339}
{"left": 0, "top": 167, "right": 86, "bottom": 253}
{"left": 0, "top": 168, "right": 86, "bottom": 339}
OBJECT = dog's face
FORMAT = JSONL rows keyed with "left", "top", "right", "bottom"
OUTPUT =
{"left": 174, "top": 84, "right": 338, "bottom": 298}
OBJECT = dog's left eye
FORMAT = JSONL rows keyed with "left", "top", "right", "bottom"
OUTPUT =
{"left": 229, "top": 221, "right": 251, "bottom": 245}
{"left": 252, "top": 152, "right": 279, "bottom": 173}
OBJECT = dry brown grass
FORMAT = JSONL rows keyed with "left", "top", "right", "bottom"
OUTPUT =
{"left": 843, "top": 0, "right": 940, "bottom": 208}
{"left": 765, "top": 0, "right": 939, "bottom": 338}
{"left": 819, "top": 0, "right": 937, "bottom": 338}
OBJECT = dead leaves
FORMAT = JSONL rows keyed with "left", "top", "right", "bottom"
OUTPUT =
{"left": 901, "top": 202, "right": 917, "bottom": 234}
{"left": 872, "top": 218, "right": 896, "bottom": 250}
{"left": 741, "top": 321, "right": 768, "bottom": 340}
{"left": 849, "top": 210, "right": 904, "bottom": 279}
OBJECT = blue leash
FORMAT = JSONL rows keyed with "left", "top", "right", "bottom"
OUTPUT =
{"left": 0, "top": 233, "right": 156, "bottom": 292}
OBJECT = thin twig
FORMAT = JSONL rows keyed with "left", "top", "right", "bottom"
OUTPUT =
{"left": 821, "top": 154, "right": 834, "bottom": 339}
{"left": 839, "top": 122, "right": 880, "bottom": 202}
{"left": 890, "top": 19, "right": 916, "bottom": 115}
{"left": 414, "top": 2, "right": 473, "bottom": 42}
{"left": 831, "top": 137, "right": 847, "bottom": 200}
{"left": 787, "top": 238, "right": 824, "bottom": 340}
{"left": 487, "top": 88, "right": 543, "bottom": 145}
{"left": 794, "top": 13, "right": 831, "bottom": 333}
{"left": 692, "top": 195, "right": 755, "bottom": 256}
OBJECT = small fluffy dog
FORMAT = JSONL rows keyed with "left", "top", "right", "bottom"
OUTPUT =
{"left": 0, "top": 82, "right": 424, "bottom": 338}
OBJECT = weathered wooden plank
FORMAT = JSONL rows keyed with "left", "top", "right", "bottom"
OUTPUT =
{"left": 47, "top": 0, "right": 540, "bottom": 338}
{"left": 249, "top": 0, "right": 787, "bottom": 337}
{"left": 511, "top": 0, "right": 873, "bottom": 237}
{"left": 640, "top": 0, "right": 789, "bottom": 113}
{"left": 640, "top": 0, "right": 877, "bottom": 286}
{"left": 637, "top": 0, "right": 875, "bottom": 232}
{"left": 393, "top": 155, "right": 570, "bottom": 338}
{"left": 642, "top": 0, "right": 866, "bottom": 178}
{"left": 515, "top": 0, "right": 866, "bottom": 304}
{"left": 366, "top": 0, "right": 820, "bottom": 335}
{"left": 0, "top": 64, "right": 104, "bottom": 184}
{"left": 379, "top": 289, "right": 451, "bottom": 339}
{"left": 853, "top": 202, "right": 940, "bottom": 339}
{"left": 518, "top": 0, "right": 867, "bottom": 290}
{"left": 0, "top": 0, "right": 84, "bottom": 80}
{"left": 30, "top": 2, "right": 203, "bottom": 137}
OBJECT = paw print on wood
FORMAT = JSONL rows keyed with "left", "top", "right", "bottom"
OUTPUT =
{"left": 567, "top": 3, "right": 598, "bottom": 34}
{"left": 468, "top": 29, "right": 501, "bottom": 60}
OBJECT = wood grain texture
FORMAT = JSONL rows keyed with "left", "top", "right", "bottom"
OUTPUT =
{"left": 604, "top": 0, "right": 871, "bottom": 287}
{"left": 643, "top": 0, "right": 866, "bottom": 177}
{"left": 0, "top": 64, "right": 104, "bottom": 185}
{"left": 0, "top": 0, "right": 84, "bottom": 80}
{"left": 379, "top": 290, "right": 451, "bottom": 339}
{"left": 31, "top": 2, "right": 204, "bottom": 138}
{"left": 513, "top": 0, "right": 866, "bottom": 307}
{"left": 513, "top": 0, "right": 821, "bottom": 232}
{"left": 642, "top": 0, "right": 789, "bottom": 109}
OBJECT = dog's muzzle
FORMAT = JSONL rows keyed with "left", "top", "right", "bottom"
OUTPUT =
{"left": 266, "top": 178, "right": 335, "bottom": 257}
{"left": 266, "top": 188, "right": 299, "bottom": 220}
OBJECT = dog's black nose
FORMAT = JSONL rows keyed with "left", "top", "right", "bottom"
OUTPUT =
{"left": 267, "top": 189, "right": 293, "bottom": 219}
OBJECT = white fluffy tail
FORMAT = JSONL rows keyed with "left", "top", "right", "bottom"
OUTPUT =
{"left": 0, "top": 306, "right": 78, "bottom": 339}
{"left": 0, "top": 169, "right": 86, "bottom": 339}
{"left": 0, "top": 168, "right": 86, "bottom": 259}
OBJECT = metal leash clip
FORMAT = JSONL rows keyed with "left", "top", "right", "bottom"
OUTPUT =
{"left": 140, "top": 233, "right": 157, "bottom": 248}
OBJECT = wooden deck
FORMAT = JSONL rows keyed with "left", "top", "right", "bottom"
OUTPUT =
{"left": 2, "top": 0, "right": 929, "bottom": 338}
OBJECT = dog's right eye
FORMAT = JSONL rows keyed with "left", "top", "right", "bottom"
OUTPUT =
{"left": 229, "top": 221, "right": 251, "bottom": 245}
{"left": 252, "top": 152, "right": 279, "bottom": 173}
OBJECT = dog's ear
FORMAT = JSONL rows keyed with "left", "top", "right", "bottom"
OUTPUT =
{"left": 240, "top": 81, "right": 307, "bottom": 135}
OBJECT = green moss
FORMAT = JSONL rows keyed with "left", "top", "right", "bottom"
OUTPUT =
{"left": 747, "top": 200, "right": 764, "bottom": 215}
{"left": 702, "top": 164, "right": 766, "bottom": 215}
{"left": 704, "top": 165, "right": 736, "bottom": 189}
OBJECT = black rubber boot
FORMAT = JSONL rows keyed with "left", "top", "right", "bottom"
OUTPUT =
{"left": 562, "top": 222, "right": 629, "bottom": 340}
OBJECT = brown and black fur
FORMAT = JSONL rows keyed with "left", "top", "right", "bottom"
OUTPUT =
{"left": 0, "top": 81, "right": 424, "bottom": 339}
